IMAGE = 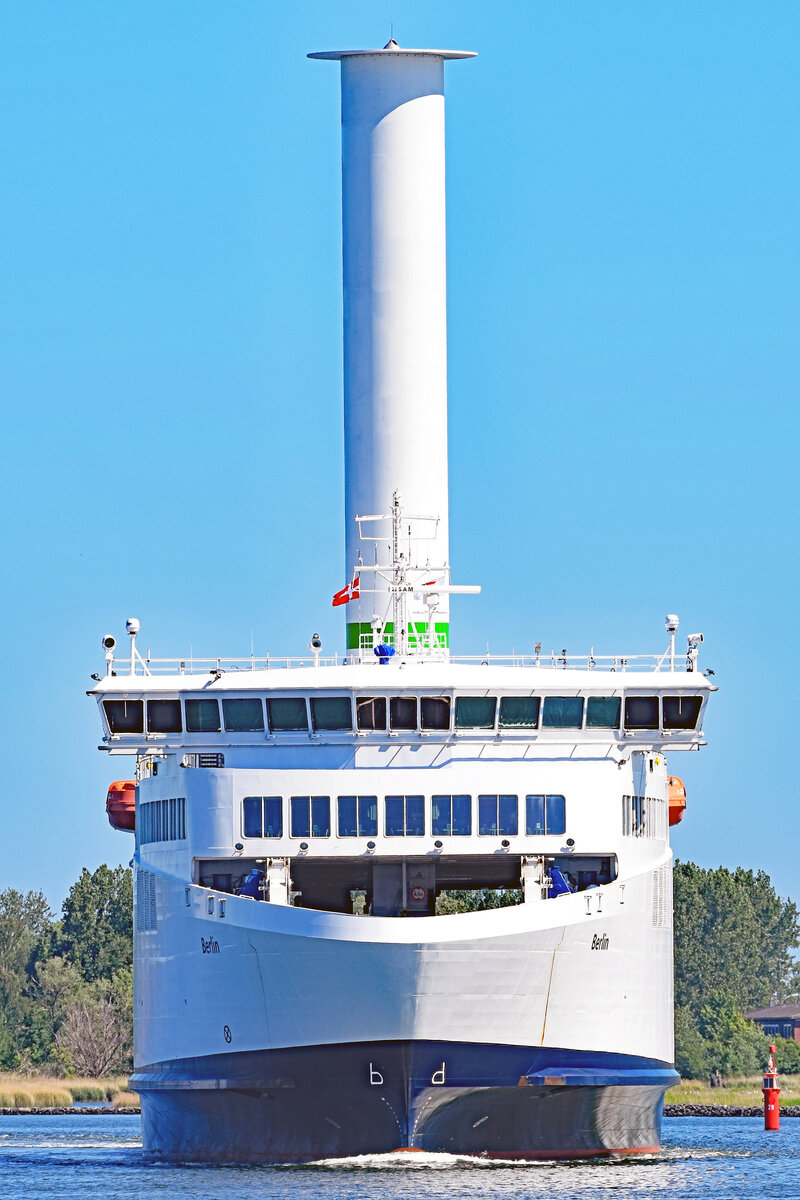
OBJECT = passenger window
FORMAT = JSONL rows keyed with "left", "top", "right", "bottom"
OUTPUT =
{"left": 185, "top": 698, "right": 221, "bottom": 733}
{"left": 624, "top": 696, "right": 659, "bottom": 730}
{"left": 243, "top": 796, "right": 283, "bottom": 838}
{"left": 147, "top": 699, "right": 182, "bottom": 733}
{"left": 421, "top": 697, "right": 450, "bottom": 730}
{"left": 499, "top": 696, "right": 540, "bottom": 727}
{"left": 586, "top": 697, "right": 621, "bottom": 729}
{"left": 663, "top": 696, "right": 702, "bottom": 730}
{"left": 390, "top": 697, "right": 418, "bottom": 731}
{"left": 432, "top": 794, "right": 471, "bottom": 836}
{"left": 268, "top": 698, "right": 308, "bottom": 732}
{"left": 455, "top": 697, "right": 496, "bottom": 728}
{"left": 337, "top": 795, "right": 378, "bottom": 837}
{"left": 290, "top": 796, "right": 330, "bottom": 837}
{"left": 311, "top": 697, "right": 352, "bottom": 731}
{"left": 385, "top": 795, "right": 425, "bottom": 836}
{"left": 357, "top": 696, "right": 387, "bottom": 731}
{"left": 223, "top": 698, "right": 265, "bottom": 732}
{"left": 526, "top": 794, "right": 566, "bottom": 835}
{"left": 103, "top": 699, "right": 144, "bottom": 734}
{"left": 243, "top": 796, "right": 262, "bottom": 837}
{"left": 542, "top": 697, "right": 584, "bottom": 728}
{"left": 478, "top": 795, "right": 518, "bottom": 836}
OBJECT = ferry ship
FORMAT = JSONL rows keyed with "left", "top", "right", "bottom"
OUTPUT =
{"left": 90, "top": 40, "right": 715, "bottom": 1161}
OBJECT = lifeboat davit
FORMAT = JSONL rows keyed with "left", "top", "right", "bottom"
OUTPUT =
{"left": 668, "top": 775, "right": 687, "bottom": 826}
{"left": 107, "top": 780, "right": 136, "bottom": 832}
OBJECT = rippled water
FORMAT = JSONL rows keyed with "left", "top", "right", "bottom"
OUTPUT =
{"left": 0, "top": 1115, "right": 797, "bottom": 1199}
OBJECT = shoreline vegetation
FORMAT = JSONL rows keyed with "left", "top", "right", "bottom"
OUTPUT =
{"left": 1, "top": 861, "right": 798, "bottom": 1100}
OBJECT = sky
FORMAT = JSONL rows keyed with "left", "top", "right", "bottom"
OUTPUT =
{"left": 1, "top": 1, "right": 798, "bottom": 915}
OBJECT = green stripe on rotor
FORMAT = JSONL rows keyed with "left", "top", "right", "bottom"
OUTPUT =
{"left": 346, "top": 621, "right": 450, "bottom": 651}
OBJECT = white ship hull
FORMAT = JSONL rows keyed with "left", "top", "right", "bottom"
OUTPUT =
{"left": 131, "top": 861, "right": 676, "bottom": 1159}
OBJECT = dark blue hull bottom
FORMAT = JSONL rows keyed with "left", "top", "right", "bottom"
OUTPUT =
{"left": 132, "top": 1041, "right": 677, "bottom": 1162}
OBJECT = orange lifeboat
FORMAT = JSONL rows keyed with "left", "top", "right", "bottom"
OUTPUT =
{"left": 107, "top": 780, "right": 136, "bottom": 832}
{"left": 668, "top": 775, "right": 687, "bottom": 826}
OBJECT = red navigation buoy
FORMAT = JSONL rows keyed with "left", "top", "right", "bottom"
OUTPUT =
{"left": 763, "top": 1043, "right": 780, "bottom": 1131}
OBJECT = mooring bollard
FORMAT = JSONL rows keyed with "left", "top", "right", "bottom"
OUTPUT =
{"left": 763, "top": 1043, "right": 780, "bottom": 1131}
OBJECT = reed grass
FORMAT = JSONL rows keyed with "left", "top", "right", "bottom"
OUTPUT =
{"left": 111, "top": 1091, "right": 140, "bottom": 1109}
{"left": 667, "top": 1075, "right": 800, "bottom": 1106}
{"left": 0, "top": 1090, "right": 35, "bottom": 1108}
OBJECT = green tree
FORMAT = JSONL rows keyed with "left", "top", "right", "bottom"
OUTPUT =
{"left": 0, "top": 889, "right": 54, "bottom": 1068}
{"left": 60, "top": 866, "right": 132, "bottom": 983}
{"left": 673, "top": 862, "right": 799, "bottom": 1016}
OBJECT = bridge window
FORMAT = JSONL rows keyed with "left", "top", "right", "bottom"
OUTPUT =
{"left": 624, "top": 696, "right": 659, "bottom": 730}
{"left": 526, "top": 794, "right": 566, "bottom": 835}
{"left": 663, "top": 695, "right": 702, "bottom": 730}
{"left": 185, "top": 698, "right": 221, "bottom": 733}
{"left": 455, "top": 696, "right": 496, "bottom": 728}
{"left": 499, "top": 696, "right": 539, "bottom": 727}
{"left": 385, "top": 795, "right": 425, "bottom": 836}
{"left": 147, "top": 699, "right": 182, "bottom": 734}
{"left": 586, "top": 697, "right": 621, "bottom": 729}
{"left": 390, "top": 697, "right": 418, "bottom": 731}
{"left": 311, "top": 697, "right": 352, "bottom": 731}
{"left": 290, "top": 796, "right": 330, "bottom": 838}
{"left": 243, "top": 796, "right": 282, "bottom": 838}
{"left": 542, "top": 697, "right": 584, "bottom": 728}
{"left": 337, "top": 795, "right": 378, "bottom": 837}
{"left": 431, "top": 794, "right": 472, "bottom": 836}
{"left": 421, "top": 697, "right": 450, "bottom": 730}
{"left": 267, "top": 698, "right": 308, "bottom": 732}
{"left": 223, "top": 698, "right": 265, "bottom": 732}
{"left": 103, "top": 699, "right": 144, "bottom": 734}
{"left": 356, "top": 697, "right": 386, "bottom": 731}
{"left": 478, "top": 795, "right": 518, "bottom": 836}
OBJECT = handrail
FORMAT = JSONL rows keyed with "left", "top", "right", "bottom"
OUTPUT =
{"left": 99, "top": 650, "right": 701, "bottom": 677}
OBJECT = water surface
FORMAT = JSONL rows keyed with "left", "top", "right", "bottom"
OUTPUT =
{"left": 0, "top": 1115, "right": 797, "bottom": 1199}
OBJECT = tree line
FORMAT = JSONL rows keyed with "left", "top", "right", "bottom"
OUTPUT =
{"left": 0, "top": 860, "right": 797, "bottom": 1078}
{"left": 0, "top": 866, "right": 132, "bottom": 1076}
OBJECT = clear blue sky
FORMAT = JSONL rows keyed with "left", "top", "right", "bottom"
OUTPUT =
{"left": 1, "top": 1, "right": 798, "bottom": 913}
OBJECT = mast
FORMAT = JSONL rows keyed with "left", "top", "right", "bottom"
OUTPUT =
{"left": 309, "top": 41, "right": 476, "bottom": 656}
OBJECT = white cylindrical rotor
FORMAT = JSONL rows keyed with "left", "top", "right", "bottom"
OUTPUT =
{"left": 310, "top": 43, "right": 475, "bottom": 654}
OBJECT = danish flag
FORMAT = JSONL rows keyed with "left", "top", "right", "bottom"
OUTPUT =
{"left": 332, "top": 576, "right": 360, "bottom": 607}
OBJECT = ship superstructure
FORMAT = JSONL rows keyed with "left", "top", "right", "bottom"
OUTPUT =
{"left": 90, "top": 40, "right": 714, "bottom": 1161}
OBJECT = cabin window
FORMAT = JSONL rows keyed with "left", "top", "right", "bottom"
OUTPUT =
{"left": 139, "top": 797, "right": 186, "bottom": 843}
{"left": 499, "top": 696, "right": 540, "bottom": 727}
{"left": 663, "top": 695, "right": 702, "bottom": 730}
{"left": 147, "top": 699, "right": 182, "bottom": 734}
{"left": 311, "top": 697, "right": 352, "bottom": 731}
{"left": 390, "top": 697, "right": 418, "bottom": 731}
{"left": 525, "top": 794, "right": 566, "bottom": 835}
{"left": 624, "top": 696, "right": 659, "bottom": 730}
{"left": 586, "top": 697, "right": 621, "bottom": 729}
{"left": 103, "top": 699, "right": 144, "bottom": 734}
{"left": 478, "top": 795, "right": 518, "bottom": 836}
{"left": 185, "top": 698, "right": 221, "bottom": 733}
{"left": 431, "top": 794, "right": 472, "bottom": 836}
{"left": 356, "top": 696, "right": 386, "bottom": 731}
{"left": 243, "top": 796, "right": 282, "bottom": 838}
{"left": 337, "top": 795, "right": 378, "bottom": 837}
{"left": 421, "top": 697, "right": 450, "bottom": 730}
{"left": 385, "top": 795, "right": 425, "bottom": 836}
{"left": 223, "top": 698, "right": 265, "bottom": 732}
{"left": 542, "top": 696, "right": 584, "bottom": 728}
{"left": 455, "top": 696, "right": 496, "bottom": 728}
{"left": 290, "top": 796, "right": 330, "bottom": 838}
{"left": 267, "top": 698, "right": 308, "bottom": 732}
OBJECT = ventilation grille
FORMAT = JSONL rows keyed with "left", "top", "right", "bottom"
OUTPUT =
{"left": 181, "top": 753, "right": 225, "bottom": 769}
{"left": 651, "top": 866, "right": 671, "bottom": 929}
{"left": 135, "top": 869, "right": 157, "bottom": 932}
